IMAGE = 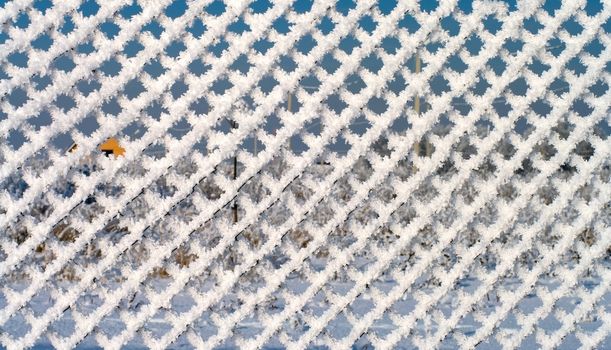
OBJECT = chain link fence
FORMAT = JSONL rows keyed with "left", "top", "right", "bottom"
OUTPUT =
{"left": 0, "top": 0, "right": 609, "bottom": 349}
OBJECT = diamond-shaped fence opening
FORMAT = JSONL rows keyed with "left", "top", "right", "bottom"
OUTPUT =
{"left": 0, "top": 1, "right": 609, "bottom": 349}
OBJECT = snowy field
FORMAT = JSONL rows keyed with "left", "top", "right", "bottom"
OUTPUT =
{"left": 1, "top": 145, "right": 609, "bottom": 349}
{"left": 1, "top": 275, "right": 609, "bottom": 350}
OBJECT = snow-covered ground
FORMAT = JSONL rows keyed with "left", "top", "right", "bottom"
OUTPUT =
{"left": 1, "top": 273, "right": 608, "bottom": 349}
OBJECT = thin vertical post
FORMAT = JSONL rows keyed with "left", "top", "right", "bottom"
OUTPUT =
{"left": 231, "top": 119, "right": 238, "bottom": 223}
{"left": 414, "top": 51, "right": 432, "bottom": 157}
{"left": 247, "top": 101, "right": 256, "bottom": 157}
{"left": 287, "top": 91, "right": 293, "bottom": 152}
{"left": 415, "top": 52, "right": 421, "bottom": 114}
{"left": 414, "top": 51, "right": 421, "bottom": 157}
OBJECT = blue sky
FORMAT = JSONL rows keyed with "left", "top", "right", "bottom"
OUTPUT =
{"left": 0, "top": 0, "right": 608, "bottom": 154}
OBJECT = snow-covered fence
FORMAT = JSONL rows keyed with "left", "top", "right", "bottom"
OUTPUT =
{"left": 0, "top": 1, "right": 609, "bottom": 349}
